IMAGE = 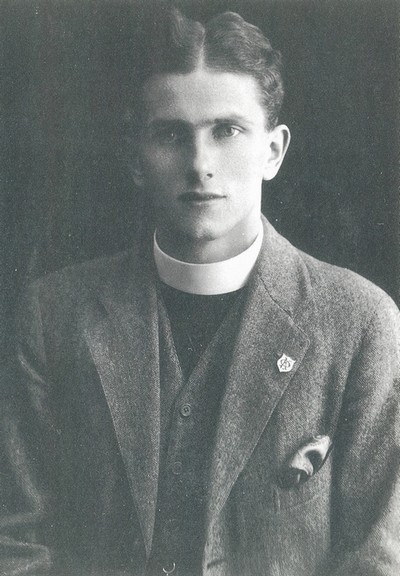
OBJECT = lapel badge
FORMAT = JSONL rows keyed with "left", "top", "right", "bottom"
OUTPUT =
{"left": 277, "top": 354, "right": 295, "bottom": 373}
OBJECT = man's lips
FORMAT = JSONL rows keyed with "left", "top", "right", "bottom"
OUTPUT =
{"left": 179, "top": 192, "right": 226, "bottom": 203}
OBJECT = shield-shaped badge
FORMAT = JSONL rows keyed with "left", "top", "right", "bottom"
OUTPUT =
{"left": 277, "top": 354, "right": 296, "bottom": 373}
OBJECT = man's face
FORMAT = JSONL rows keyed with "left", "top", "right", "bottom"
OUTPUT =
{"left": 137, "top": 68, "right": 287, "bottom": 261}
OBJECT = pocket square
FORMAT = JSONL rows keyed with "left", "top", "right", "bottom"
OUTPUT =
{"left": 279, "top": 435, "right": 332, "bottom": 489}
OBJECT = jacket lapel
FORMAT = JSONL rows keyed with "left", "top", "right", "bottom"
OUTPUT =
{"left": 207, "top": 219, "right": 313, "bottom": 525}
{"left": 83, "top": 243, "right": 160, "bottom": 558}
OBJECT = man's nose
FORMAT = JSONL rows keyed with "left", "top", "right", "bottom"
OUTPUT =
{"left": 188, "top": 132, "right": 214, "bottom": 181}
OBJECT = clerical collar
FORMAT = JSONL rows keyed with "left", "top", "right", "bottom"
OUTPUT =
{"left": 153, "top": 221, "right": 263, "bottom": 295}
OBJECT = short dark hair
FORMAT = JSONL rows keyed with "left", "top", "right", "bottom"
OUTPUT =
{"left": 135, "top": 8, "right": 284, "bottom": 129}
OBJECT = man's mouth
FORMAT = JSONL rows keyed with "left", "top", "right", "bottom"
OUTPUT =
{"left": 180, "top": 192, "right": 226, "bottom": 203}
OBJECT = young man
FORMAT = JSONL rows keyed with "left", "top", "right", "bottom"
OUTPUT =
{"left": 2, "top": 8, "right": 399, "bottom": 576}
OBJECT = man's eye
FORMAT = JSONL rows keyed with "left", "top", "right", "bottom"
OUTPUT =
{"left": 155, "top": 129, "right": 180, "bottom": 144}
{"left": 214, "top": 125, "right": 241, "bottom": 139}
{"left": 151, "top": 126, "right": 189, "bottom": 145}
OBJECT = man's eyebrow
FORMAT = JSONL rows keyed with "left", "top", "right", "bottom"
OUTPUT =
{"left": 145, "top": 115, "right": 254, "bottom": 128}
{"left": 212, "top": 115, "right": 254, "bottom": 126}
{"left": 145, "top": 119, "right": 187, "bottom": 128}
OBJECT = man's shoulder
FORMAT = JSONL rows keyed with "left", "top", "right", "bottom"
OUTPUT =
{"left": 26, "top": 248, "right": 152, "bottom": 318}
{"left": 299, "top": 247, "right": 395, "bottom": 312}
{"left": 261, "top": 220, "right": 398, "bottom": 323}
{"left": 30, "top": 250, "right": 131, "bottom": 298}
{"left": 289, "top": 245, "right": 400, "bottom": 342}
{"left": 19, "top": 249, "right": 151, "bottom": 341}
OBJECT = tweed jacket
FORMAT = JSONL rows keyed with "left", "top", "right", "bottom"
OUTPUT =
{"left": 1, "top": 218, "right": 400, "bottom": 576}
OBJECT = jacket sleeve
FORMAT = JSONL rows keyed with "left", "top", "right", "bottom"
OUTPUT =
{"left": 329, "top": 294, "right": 400, "bottom": 576}
{"left": 0, "top": 282, "right": 56, "bottom": 575}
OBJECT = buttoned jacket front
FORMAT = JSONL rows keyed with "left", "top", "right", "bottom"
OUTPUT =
{"left": 1, "top": 218, "right": 399, "bottom": 576}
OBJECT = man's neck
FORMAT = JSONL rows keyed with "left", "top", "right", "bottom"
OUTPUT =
{"left": 153, "top": 220, "right": 264, "bottom": 295}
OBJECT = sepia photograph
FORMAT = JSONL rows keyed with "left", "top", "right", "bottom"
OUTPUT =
{"left": 1, "top": 0, "right": 399, "bottom": 574}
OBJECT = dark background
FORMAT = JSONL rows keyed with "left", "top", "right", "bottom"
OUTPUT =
{"left": 1, "top": 0, "right": 399, "bottom": 360}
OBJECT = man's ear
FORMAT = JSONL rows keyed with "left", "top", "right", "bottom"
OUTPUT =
{"left": 262, "top": 124, "right": 291, "bottom": 181}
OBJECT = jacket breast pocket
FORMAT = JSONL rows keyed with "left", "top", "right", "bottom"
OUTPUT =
{"left": 273, "top": 448, "right": 333, "bottom": 512}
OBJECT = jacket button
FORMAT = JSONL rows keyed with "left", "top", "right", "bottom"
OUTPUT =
{"left": 180, "top": 404, "right": 192, "bottom": 417}
{"left": 172, "top": 461, "right": 182, "bottom": 475}
{"left": 162, "top": 561, "right": 176, "bottom": 574}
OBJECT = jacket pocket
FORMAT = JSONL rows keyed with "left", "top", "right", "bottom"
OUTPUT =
{"left": 273, "top": 449, "right": 333, "bottom": 512}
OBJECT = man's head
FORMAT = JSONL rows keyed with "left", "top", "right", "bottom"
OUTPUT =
{"left": 132, "top": 8, "right": 290, "bottom": 263}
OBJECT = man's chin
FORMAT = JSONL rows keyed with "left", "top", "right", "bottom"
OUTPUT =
{"left": 177, "top": 222, "right": 226, "bottom": 244}
{"left": 160, "top": 216, "right": 225, "bottom": 242}
{"left": 156, "top": 221, "right": 229, "bottom": 259}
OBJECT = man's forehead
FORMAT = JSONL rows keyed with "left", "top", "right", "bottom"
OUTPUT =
{"left": 141, "top": 68, "right": 266, "bottom": 125}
